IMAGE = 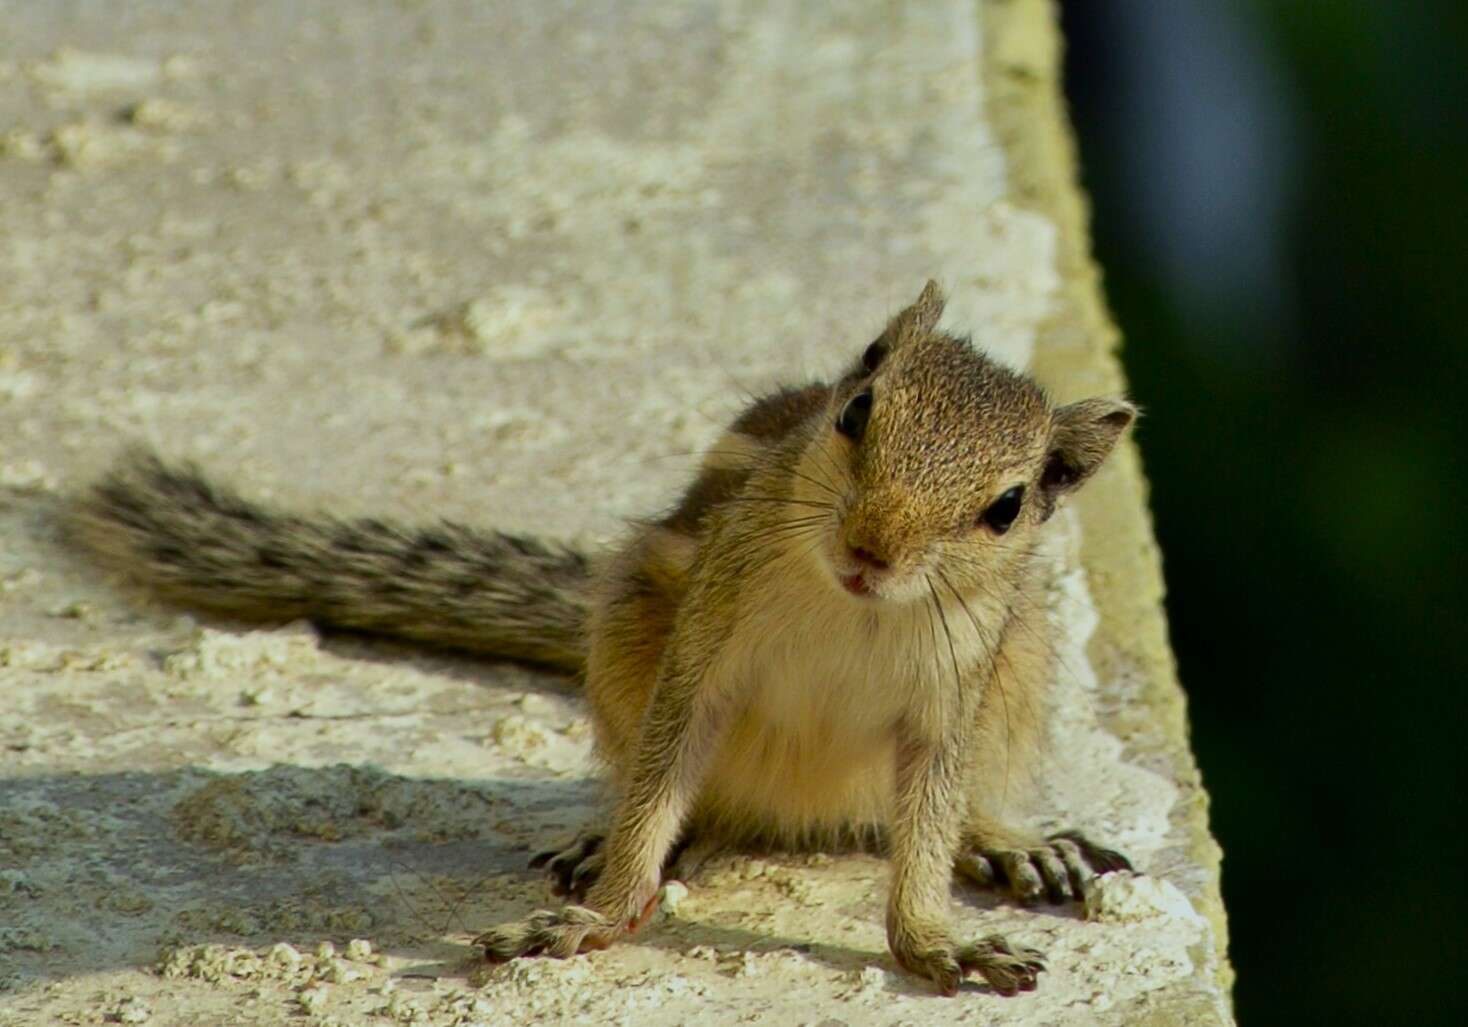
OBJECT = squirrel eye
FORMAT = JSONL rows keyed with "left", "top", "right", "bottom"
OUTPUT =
{"left": 980, "top": 486, "right": 1024, "bottom": 534}
{"left": 836, "top": 389, "right": 873, "bottom": 441}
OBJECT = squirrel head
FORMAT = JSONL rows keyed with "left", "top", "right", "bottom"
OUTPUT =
{"left": 797, "top": 280, "right": 1136, "bottom": 604}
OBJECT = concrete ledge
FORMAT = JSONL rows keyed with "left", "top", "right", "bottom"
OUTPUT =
{"left": 0, "top": 1, "right": 1229, "bottom": 1023}
{"left": 982, "top": 1, "right": 1233, "bottom": 1018}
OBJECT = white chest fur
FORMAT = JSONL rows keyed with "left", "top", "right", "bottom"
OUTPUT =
{"left": 740, "top": 556, "right": 995, "bottom": 714}
{"left": 694, "top": 553, "right": 1001, "bottom": 838}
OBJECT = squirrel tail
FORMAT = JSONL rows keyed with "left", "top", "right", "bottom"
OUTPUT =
{"left": 71, "top": 450, "right": 591, "bottom": 675}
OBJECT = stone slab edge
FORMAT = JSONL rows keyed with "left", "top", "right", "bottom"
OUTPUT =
{"left": 978, "top": 0, "right": 1235, "bottom": 1015}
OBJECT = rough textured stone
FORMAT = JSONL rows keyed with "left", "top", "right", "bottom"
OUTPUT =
{"left": 0, "top": 1, "right": 1230, "bottom": 1022}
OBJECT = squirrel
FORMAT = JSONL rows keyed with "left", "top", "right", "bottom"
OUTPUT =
{"left": 73, "top": 280, "right": 1137, "bottom": 997}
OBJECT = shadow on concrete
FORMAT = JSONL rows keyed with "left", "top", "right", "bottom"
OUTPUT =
{"left": 0, "top": 757, "right": 1054, "bottom": 1000}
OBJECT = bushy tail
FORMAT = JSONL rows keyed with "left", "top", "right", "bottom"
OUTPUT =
{"left": 72, "top": 450, "right": 591, "bottom": 674}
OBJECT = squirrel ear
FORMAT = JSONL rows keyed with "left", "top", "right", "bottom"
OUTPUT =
{"left": 1040, "top": 398, "right": 1137, "bottom": 504}
{"left": 890, "top": 279, "right": 946, "bottom": 340}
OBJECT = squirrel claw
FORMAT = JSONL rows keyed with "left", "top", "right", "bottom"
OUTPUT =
{"left": 958, "top": 830, "right": 1132, "bottom": 904}
{"left": 530, "top": 831, "right": 606, "bottom": 900}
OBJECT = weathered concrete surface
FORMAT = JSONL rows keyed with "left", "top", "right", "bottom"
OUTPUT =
{"left": 0, "top": 1, "right": 1230, "bottom": 1023}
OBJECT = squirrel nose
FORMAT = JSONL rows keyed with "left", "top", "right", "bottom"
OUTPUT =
{"left": 847, "top": 544, "right": 890, "bottom": 571}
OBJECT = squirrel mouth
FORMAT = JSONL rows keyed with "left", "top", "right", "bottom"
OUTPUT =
{"left": 839, "top": 572, "right": 873, "bottom": 597}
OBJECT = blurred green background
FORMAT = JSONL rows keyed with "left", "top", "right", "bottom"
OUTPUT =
{"left": 1059, "top": 1, "right": 1467, "bottom": 1023}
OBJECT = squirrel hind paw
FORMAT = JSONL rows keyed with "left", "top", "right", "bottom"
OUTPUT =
{"left": 957, "top": 831, "right": 1133, "bottom": 905}
{"left": 530, "top": 830, "right": 606, "bottom": 899}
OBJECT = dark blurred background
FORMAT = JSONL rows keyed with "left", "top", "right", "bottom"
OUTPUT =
{"left": 1058, "top": 1, "right": 1467, "bottom": 1023}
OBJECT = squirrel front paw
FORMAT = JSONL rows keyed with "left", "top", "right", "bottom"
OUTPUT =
{"left": 956, "top": 830, "right": 1132, "bottom": 905}
{"left": 890, "top": 924, "right": 1045, "bottom": 997}
{"left": 476, "top": 877, "right": 662, "bottom": 962}
{"left": 475, "top": 905, "right": 618, "bottom": 961}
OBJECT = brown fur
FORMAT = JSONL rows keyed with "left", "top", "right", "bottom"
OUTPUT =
{"left": 71, "top": 281, "right": 1137, "bottom": 996}
{"left": 71, "top": 451, "right": 591, "bottom": 672}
